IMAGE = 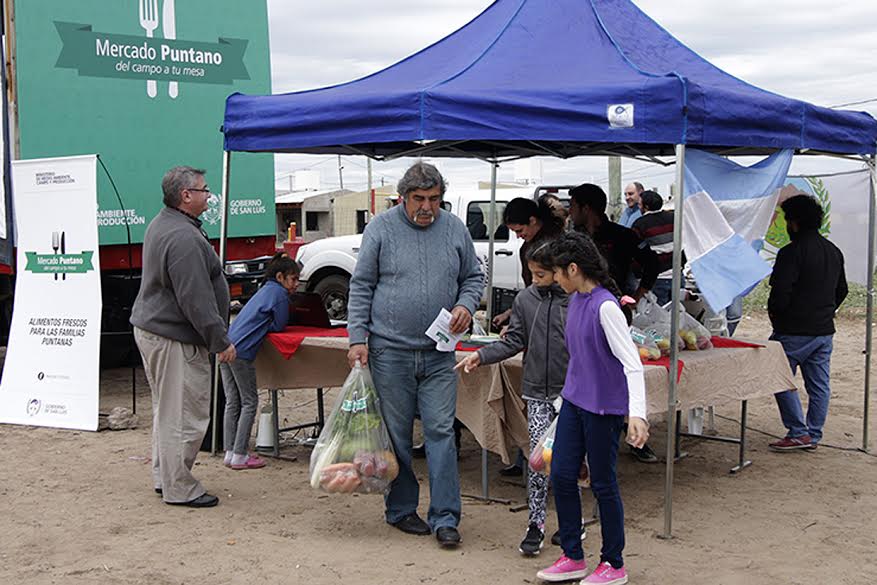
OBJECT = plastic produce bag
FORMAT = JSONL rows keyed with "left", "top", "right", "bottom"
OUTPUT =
{"left": 630, "top": 326, "right": 661, "bottom": 361}
{"left": 633, "top": 294, "right": 683, "bottom": 355}
{"left": 309, "top": 362, "right": 399, "bottom": 495}
{"left": 645, "top": 323, "right": 684, "bottom": 356}
{"left": 528, "top": 417, "right": 557, "bottom": 476}
{"left": 527, "top": 412, "right": 589, "bottom": 486}
{"left": 678, "top": 305, "right": 714, "bottom": 351}
{"left": 631, "top": 292, "right": 668, "bottom": 331}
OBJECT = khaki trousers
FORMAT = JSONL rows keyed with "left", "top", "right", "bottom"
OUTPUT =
{"left": 134, "top": 327, "right": 211, "bottom": 503}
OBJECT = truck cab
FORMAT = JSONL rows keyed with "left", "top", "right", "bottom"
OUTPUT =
{"left": 295, "top": 187, "right": 536, "bottom": 320}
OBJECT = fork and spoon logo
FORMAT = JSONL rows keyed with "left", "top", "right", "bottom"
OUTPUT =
{"left": 138, "top": 0, "right": 178, "bottom": 99}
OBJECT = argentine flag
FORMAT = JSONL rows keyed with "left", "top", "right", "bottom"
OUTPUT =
{"left": 683, "top": 149, "right": 793, "bottom": 312}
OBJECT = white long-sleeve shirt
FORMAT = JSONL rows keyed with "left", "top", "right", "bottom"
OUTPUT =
{"left": 598, "top": 300, "right": 648, "bottom": 420}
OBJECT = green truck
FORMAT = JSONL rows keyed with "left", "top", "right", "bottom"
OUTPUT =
{"left": 1, "top": 0, "right": 276, "bottom": 364}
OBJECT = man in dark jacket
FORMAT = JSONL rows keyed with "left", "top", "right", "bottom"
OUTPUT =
{"left": 568, "top": 183, "right": 659, "bottom": 300}
{"left": 131, "top": 166, "right": 236, "bottom": 507}
{"left": 768, "top": 195, "right": 847, "bottom": 451}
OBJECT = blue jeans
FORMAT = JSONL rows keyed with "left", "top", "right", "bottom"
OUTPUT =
{"left": 219, "top": 358, "right": 258, "bottom": 455}
{"left": 726, "top": 295, "right": 744, "bottom": 336}
{"left": 772, "top": 334, "right": 833, "bottom": 444}
{"left": 368, "top": 346, "right": 460, "bottom": 530}
{"left": 551, "top": 400, "right": 625, "bottom": 568}
{"left": 652, "top": 278, "right": 673, "bottom": 307}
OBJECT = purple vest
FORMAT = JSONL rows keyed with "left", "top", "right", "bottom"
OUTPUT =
{"left": 562, "top": 286, "right": 629, "bottom": 416}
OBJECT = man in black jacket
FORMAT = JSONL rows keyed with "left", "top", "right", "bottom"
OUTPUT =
{"left": 568, "top": 183, "right": 659, "bottom": 300}
{"left": 768, "top": 195, "right": 847, "bottom": 451}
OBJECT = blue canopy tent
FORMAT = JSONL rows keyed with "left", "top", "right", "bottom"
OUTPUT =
{"left": 219, "top": 0, "right": 877, "bottom": 536}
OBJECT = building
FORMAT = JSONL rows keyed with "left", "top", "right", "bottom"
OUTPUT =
{"left": 275, "top": 188, "right": 352, "bottom": 244}
{"left": 332, "top": 185, "right": 399, "bottom": 236}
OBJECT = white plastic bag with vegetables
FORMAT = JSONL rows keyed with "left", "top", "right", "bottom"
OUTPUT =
{"left": 644, "top": 322, "right": 685, "bottom": 356}
{"left": 527, "top": 402, "right": 589, "bottom": 486}
{"left": 528, "top": 417, "right": 557, "bottom": 476}
{"left": 633, "top": 293, "right": 683, "bottom": 355}
{"left": 630, "top": 326, "right": 661, "bottom": 361}
{"left": 677, "top": 304, "right": 714, "bottom": 351}
{"left": 309, "top": 362, "right": 399, "bottom": 494}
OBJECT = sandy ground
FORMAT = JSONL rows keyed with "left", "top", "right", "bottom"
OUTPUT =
{"left": 1, "top": 313, "right": 876, "bottom": 585}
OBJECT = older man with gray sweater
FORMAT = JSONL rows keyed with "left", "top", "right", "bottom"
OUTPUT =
{"left": 131, "top": 166, "right": 236, "bottom": 508}
{"left": 347, "top": 162, "right": 483, "bottom": 548}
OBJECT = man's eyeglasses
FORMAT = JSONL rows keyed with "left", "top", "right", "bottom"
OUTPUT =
{"left": 187, "top": 187, "right": 211, "bottom": 193}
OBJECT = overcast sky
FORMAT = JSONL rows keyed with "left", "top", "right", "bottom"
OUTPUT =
{"left": 265, "top": 0, "right": 877, "bottom": 194}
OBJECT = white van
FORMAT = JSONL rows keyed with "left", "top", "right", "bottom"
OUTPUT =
{"left": 295, "top": 187, "right": 538, "bottom": 320}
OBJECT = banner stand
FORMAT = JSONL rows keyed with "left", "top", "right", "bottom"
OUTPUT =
{"left": 0, "top": 155, "right": 102, "bottom": 431}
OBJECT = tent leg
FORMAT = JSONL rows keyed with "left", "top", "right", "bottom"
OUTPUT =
{"left": 660, "top": 144, "right": 686, "bottom": 540}
{"left": 864, "top": 156, "right": 876, "bottom": 454}
{"left": 485, "top": 162, "right": 499, "bottom": 325}
{"left": 461, "top": 161, "right": 509, "bottom": 506}
{"left": 483, "top": 162, "right": 498, "bottom": 499}
{"left": 211, "top": 150, "right": 232, "bottom": 456}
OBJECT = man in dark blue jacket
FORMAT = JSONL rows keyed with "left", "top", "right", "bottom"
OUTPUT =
{"left": 768, "top": 195, "right": 847, "bottom": 451}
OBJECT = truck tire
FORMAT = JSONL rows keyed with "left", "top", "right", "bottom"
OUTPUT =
{"left": 312, "top": 274, "right": 350, "bottom": 321}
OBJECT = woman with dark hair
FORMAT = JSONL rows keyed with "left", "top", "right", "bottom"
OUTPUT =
{"left": 494, "top": 198, "right": 565, "bottom": 329}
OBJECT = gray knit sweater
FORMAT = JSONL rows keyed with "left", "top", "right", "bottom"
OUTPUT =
{"left": 347, "top": 204, "right": 484, "bottom": 350}
{"left": 130, "top": 207, "right": 231, "bottom": 353}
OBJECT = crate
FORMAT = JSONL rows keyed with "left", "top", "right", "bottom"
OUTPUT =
{"left": 490, "top": 287, "right": 520, "bottom": 333}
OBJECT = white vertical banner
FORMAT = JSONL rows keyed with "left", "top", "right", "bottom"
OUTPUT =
{"left": 0, "top": 99, "right": 6, "bottom": 241}
{"left": 0, "top": 155, "right": 102, "bottom": 431}
{"left": 763, "top": 169, "right": 873, "bottom": 285}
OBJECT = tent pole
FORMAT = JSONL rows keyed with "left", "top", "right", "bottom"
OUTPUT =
{"left": 211, "top": 150, "right": 232, "bottom": 455}
{"left": 483, "top": 161, "right": 499, "bottom": 499}
{"left": 486, "top": 161, "right": 498, "bottom": 325}
{"left": 661, "top": 144, "right": 686, "bottom": 539}
{"left": 864, "top": 155, "right": 876, "bottom": 453}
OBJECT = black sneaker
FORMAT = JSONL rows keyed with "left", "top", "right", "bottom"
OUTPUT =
{"left": 630, "top": 442, "right": 659, "bottom": 464}
{"left": 518, "top": 524, "right": 544, "bottom": 556}
{"left": 550, "top": 523, "right": 587, "bottom": 546}
{"left": 499, "top": 464, "right": 524, "bottom": 477}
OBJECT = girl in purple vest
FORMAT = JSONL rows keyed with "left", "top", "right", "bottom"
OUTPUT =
{"left": 536, "top": 232, "right": 649, "bottom": 585}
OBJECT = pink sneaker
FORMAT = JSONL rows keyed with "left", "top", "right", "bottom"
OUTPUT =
{"left": 582, "top": 561, "right": 628, "bottom": 585}
{"left": 536, "top": 555, "right": 587, "bottom": 582}
{"left": 230, "top": 455, "right": 267, "bottom": 470}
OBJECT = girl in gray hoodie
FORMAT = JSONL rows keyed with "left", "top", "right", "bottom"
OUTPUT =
{"left": 457, "top": 242, "right": 570, "bottom": 556}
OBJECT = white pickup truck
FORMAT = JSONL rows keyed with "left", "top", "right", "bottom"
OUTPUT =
{"left": 295, "top": 187, "right": 538, "bottom": 320}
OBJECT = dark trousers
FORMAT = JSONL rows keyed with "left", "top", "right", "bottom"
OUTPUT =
{"left": 551, "top": 400, "right": 625, "bottom": 568}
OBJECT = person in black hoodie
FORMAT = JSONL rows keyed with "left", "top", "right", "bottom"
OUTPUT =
{"left": 768, "top": 194, "right": 847, "bottom": 451}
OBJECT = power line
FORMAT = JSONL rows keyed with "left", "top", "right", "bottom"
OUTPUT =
{"left": 830, "top": 97, "right": 877, "bottom": 109}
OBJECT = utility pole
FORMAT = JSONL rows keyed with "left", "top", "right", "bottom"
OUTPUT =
{"left": 337, "top": 155, "right": 344, "bottom": 191}
{"left": 367, "top": 157, "right": 374, "bottom": 215}
{"left": 607, "top": 156, "right": 622, "bottom": 221}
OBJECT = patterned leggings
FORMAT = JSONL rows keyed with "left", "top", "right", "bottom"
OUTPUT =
{"left": 527, "top": 399, "right": 557, "bottom": 528}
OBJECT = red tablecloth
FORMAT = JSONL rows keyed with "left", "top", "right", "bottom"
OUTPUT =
{"left": 710, "top": 336, "right": 766, "bottom": 349}
{"left": 266, "top": 326, "right": 348, "bottom": 359}
{"left": 458, "top": 336, "right": 760, "bottom": 381}
{"left": 643, "top": 356, "right": 685, "bottom": 382}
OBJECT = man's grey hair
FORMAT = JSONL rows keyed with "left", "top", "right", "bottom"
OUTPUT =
{"left": 162, "top": 166, "right": 206, "bottom": 207}
{"left": 397, "top": 162, "right": 447, "bottom": 199}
